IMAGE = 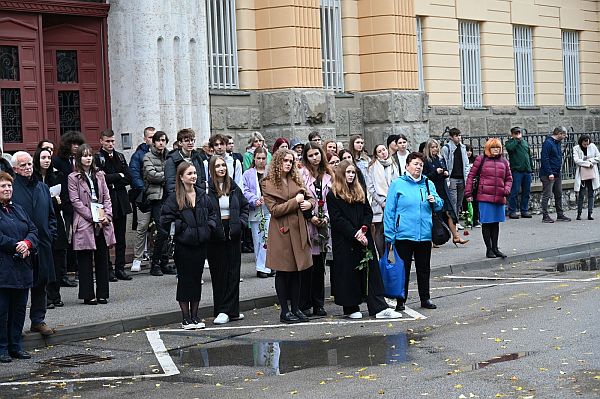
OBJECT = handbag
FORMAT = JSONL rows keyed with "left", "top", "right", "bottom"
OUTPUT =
{"left": 425, "top": 178, "right": 452, "bottom": 246}
{"left": 580, "top": 165, "right": 595, "bottom": 181}
{"left": 378, "top": 243, "right": 406, "bottom": 299}
{"left": 471, "top": 155, "right": 487, "bottom": 200}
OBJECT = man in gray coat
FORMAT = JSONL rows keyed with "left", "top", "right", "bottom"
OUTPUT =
{"left": 441, "top": 128, "right": 470, "bottom": 229}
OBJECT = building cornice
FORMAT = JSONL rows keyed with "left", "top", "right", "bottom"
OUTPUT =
{"left": 0, "top": 0, "right": 109, "bottom": 18}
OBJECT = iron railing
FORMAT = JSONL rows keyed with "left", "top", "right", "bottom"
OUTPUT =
{"left": 435, "top": 130, "right": 600, "bottom": 182}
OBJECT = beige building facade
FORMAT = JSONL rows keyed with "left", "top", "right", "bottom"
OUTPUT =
{"left": 208, "top": 0, "right": 600, "bottom": 149}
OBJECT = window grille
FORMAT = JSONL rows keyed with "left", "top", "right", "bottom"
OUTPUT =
{"left": 320, "top": 0, "right": 344, "bottom": 91}
{"left": 562, "top": 30, "right": 581, "bottom": 107}
{"left": 513, "top": 25, "right": 534, "bottom": 107}
{"left": 459, "top": 21, "right": 482, "bottom": 108}
{"left": 206, "top": 0, "right": 238, "bottom": 89}
{"left": 416, "top": 17, "right": 424, "bottom": 90}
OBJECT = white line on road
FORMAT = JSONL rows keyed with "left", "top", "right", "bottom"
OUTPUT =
{"left": 442, "top": 275, "right": 600, "bottom": 282}
{"left": 430, "top": 279, "right": 599, "bottom": 292}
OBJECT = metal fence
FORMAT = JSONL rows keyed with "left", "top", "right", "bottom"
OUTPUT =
{"left": 435, "top": 131, "right": 600, "bottom": 182}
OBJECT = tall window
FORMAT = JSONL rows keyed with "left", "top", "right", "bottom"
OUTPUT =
{"left": 320, "top": 0, "right": 344, "bottom": 91}
{"left": 458, "top": 21, "right": 482, "bottom": 108}
{"left": 207, "top": 0, "right": 238, "bottom": 89}
{"left": 513, "top": 25, "right": 534, "bottom": 107}
{"left": 562, "top": 30, "right": 581, "bottom": 107}
{"left": 416, "top": 17, "right": 425, "bottom": 90}
{"left": 0, "top": 45, "right": 22, "bottom": 143}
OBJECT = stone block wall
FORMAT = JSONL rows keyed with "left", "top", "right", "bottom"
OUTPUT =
{"left": 428, "top": 106, "right": 600, "bottom": 137}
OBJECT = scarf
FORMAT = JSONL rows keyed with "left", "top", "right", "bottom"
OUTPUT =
{"left": 372, "top": 158, "right": 399, "bottom": 198}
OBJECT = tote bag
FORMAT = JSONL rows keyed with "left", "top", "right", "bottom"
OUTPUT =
{"left": 580, "top": 165, "right": 595, "bottom": 181}
{"left": 379, "top": 243, "right": 406, "bottom": 299}
{"left": 425, "top": 178, "right": 451, "bottom": 246}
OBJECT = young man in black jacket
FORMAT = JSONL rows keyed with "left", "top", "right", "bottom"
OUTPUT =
{"left": 164, "top": 128, "right": 208, "bottom": 195}
{"left": 95, "top": 129, "right": 133, "bottom": 281}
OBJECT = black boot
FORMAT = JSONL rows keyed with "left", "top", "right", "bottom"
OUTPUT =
{"left": 108, "top": 269, "right": 118, "bottom": 282}
{"left": 482, "top": 224, "right": 495, "bottom": 258}
{"left": 589, "top": 211, "right": 594, "bottom": 221}
{"left": 576, "top": 210, "right": 582, "bottom": 220}
{"left": 150, "top": 263, "right": 163, "bottom": 276}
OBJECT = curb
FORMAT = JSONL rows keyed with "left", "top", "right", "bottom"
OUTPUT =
{"left": 23, "top": 240, "right": 600, "bottom": 350}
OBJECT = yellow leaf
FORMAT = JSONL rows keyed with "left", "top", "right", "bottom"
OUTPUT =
{"left": 594, "top": 376, "right": 600, "bottom": 380}
{"left": 515, "top": 386, "right": 523, "bottom": 391}
{"left": 358, "top": 367, "right": 367, "bottom": 372}
{"left": 290, "top": 390, "right": 298, "bottom": 395}
{"left": 495, "top": 394, "right": 506, "bottom": 398}
{"left": 216, "top": 383, "right": 222, "bottom": 387}
{"left": 155, "top": 384, "right": 160, "bottom": 388}
{"left": 539, "top": 368, "right": 548, "bottom": 372}
{"left": 319, "top": 381, "right": 326, "bottom": 385}
{"left": 455, "top": 384, "right": 463, "bottom": 389}
{"left": 378, "top": 389, "right": 385, "bottom": 395}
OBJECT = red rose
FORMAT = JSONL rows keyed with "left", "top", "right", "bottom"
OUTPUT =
{"left": 318, "top": 200, "right": 325, "bottom": 208}
{"left": 464, "top": 230, "right": 470, "bottom": 236}
{"left": 361, "top": 225, "right": 368, "bottom": 233}
{"left": 279, "top": 226, "right": 289, "bottom": 234}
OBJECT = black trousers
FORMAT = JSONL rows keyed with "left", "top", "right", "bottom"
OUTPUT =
{"left": 47, "top": 249, "right": 67, "bottom": 303}
{"left": 108, "top": 216, "right": 127, "bottom": 273}
{"left": 0, "top": 288, "right": 29, "bottom": 354}
{"left": 207, "top": 221, "right": 242, "bottom": 318}
{"left": 577, "top": 180, "right": 595, "bottom": 214}
{"left": 299, "top": 254, "right": 325, "bottom": 311}
{"left": 395, "top": 240, "right": 432, "bottom": 303}
{"left": 77, "top": 233, "right": 109, "bottom": 300}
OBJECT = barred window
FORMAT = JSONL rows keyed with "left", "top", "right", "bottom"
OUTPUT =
{"left": 562, "top": 30, "right": 581, "bottom": 107}
{"left": 320, "top": 0, "right": 344, "bottom": 91}
{"left": 416, "top": 17, "right": 424, "bottom": 91}
{"left": 459, "top": 21, "right": 482, "bottom": 108}
{"left": 513, "top": 25, "right": 534, "bottom": 107}
{"left": 207, "top": 0, "right": 238, "bottom": 89}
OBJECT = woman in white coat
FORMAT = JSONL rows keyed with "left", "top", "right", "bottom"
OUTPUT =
{"left": 242, "top": 147, "right": 273, "bottom": 277}
{"left": 573, "top": 134, "right": 600, "bottom": 220}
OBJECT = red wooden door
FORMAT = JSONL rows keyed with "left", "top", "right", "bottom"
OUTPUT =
{"left": 0, "top": 13, "right": 45, "bottom": 152}
{"left": 43, "top": 17, "right": 107, "bottom": 145}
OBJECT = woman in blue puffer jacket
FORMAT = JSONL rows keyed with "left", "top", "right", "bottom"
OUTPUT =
{"left": 384, "top": 152, "right": 443, "bottom": 312}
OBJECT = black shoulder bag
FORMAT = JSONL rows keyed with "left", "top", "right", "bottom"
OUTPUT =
{"left": 425, "top": 178, "right": 451, "bottom": 246}
{"left": 471, "top": 155, "right": 486, "bottom": 200}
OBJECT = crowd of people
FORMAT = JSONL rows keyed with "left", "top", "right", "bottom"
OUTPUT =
{"left": 1, "top": 125, "right": 598, "bottom": 360}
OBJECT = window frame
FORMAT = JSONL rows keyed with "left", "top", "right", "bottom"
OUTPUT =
{"left": 458, "top": 20, "right": 483, "bottom": 109}
{"left": 320, "top": 0, "right": 344, "bottom": 92}
{"left": 513, "top": 25, "right": 535, "bottom": 107}
{"left": 562, "top": 30, "right": 581, "bottom": 107}
{"left": 206, "top": 0, "right": 239, "bottom": 90}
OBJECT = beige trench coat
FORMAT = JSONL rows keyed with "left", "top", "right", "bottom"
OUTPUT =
{"left": 261, "top": 177, "right": 315, "bottom": 272}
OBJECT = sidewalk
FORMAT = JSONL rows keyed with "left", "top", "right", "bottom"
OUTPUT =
{"left": 23, "top": 211, "right": 600, "bottom": 349}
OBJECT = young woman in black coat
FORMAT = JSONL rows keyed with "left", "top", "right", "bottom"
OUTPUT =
{"left": 326, "top": 160, "right": 402, "bottom": 320}
{"left": 207, "top": 156, "right": 249, "bottom": 325}
{"left": 161, "top": 162, "right": 218, "bottom": 330}
{"left": 33, "top": 148, "right": 69, "bottom": 309}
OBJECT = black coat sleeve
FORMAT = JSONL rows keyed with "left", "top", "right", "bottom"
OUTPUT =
{"left": 326, "top": 191, "right": 358, "bottom": 240}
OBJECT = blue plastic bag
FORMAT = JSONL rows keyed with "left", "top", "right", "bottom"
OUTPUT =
{"left": 378, "top": 243, "right": 405, "bottom": 299}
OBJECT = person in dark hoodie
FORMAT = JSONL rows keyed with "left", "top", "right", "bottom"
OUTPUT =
{"left": 164, "top": 128, "right": 208, "bottom": 195}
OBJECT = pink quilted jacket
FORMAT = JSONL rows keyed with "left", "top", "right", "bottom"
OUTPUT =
{"left": 465, "top": 155, "right": 513, "bottom": 204}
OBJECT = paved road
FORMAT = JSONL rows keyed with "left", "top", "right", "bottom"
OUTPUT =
{"left": 4, "top": 259, "right": 599, "bottom": 398}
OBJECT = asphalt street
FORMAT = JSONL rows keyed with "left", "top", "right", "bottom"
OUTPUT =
{"left": 2, "top": 259, "right": 599, "bottom": 398}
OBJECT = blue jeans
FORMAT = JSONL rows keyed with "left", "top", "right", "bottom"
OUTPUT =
{"left": 508, "top": 171, "right": 532, "bottom": 214}
{"left": 0, "top": 288, "right": 29, "bottom": 354}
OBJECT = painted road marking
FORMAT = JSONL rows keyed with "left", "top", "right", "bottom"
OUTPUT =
{"left": 0, "top": 331, "right": 180, "bottom": 386}
{"left": 442, "top": 275, "right": 600, "bottom": 282}
{"left": 0, "top": 312, "right": 421, "bottom": 386}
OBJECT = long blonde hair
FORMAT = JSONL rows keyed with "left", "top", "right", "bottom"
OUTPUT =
{"left": 265, "top": 149, "right": 303, "bottom": 189}
{"left": 331, "top": 160, "right": 365, "bottom": 204}
{"left": 175, "top": 162, "right": 195, "bottom": 210}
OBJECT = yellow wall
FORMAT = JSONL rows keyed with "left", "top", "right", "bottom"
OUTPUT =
{"left": 415, "top": 0, "right": 600, "bottom": 106}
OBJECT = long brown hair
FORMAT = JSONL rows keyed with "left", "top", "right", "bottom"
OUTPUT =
{"left": 175, "top": 161, "right": 196, "bottom": 210}
{"left": 251, "top": 146, "right": 268, "bottom": 169}
{"left": 302, "top": 142, "right": 332, "bottom": 179}
{"left": 75, "top": 144, "right": 97, "bottom": 176}
{"left": 331, "top": 160, "right": 365, "bottom": 204}
{"left": 265, "top": 149, "right": 303, "bottom": 189}
{"left": 209, "top": 155, "right": 232, "bottom": 198}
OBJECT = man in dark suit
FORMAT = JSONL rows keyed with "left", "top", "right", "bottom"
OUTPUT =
{"left": 95, "top": 129, "right": 133, "bottom": 281}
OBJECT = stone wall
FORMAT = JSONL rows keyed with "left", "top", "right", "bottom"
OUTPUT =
{"left": 428, "top": 106, "right": 600, "bottom": 137}
{"left": 209, "top": 89, "right": 430, "bottom": 151}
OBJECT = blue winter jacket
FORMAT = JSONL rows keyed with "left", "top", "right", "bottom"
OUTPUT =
{"left": 130, "top": 143, "right": 150, "bottom": 190}
{"left": 539, "top": 135, "right": 563, "bottom": 177}
{"left": 383, "top": 175, "right": 443, "bottom": 243}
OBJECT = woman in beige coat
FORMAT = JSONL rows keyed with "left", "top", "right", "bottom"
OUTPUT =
{"left": 261, "top": 149, "right": 315, "bottom": 323}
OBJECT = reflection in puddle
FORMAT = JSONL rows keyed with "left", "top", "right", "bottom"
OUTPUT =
{"left": 170, "top": 334, "right": 409, "bottom": 374}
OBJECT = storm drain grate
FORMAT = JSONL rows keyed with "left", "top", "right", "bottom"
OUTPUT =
{"left": 38, "top": 354, "right": 113, "bottom": 367}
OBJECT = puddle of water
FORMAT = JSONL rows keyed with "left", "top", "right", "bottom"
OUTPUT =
{"left": 170, "top": 333, "right": 409, "bottom": 374}
{"left": 470, "top": 351, "right": 532, "bottom": 370}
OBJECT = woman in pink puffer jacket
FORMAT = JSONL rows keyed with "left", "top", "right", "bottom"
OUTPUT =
{"left": 465, "top": 139, "right": 513, "bottom": 259}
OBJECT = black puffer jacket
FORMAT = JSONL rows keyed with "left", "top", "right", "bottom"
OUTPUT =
{"left": 207, "top": 180, "right": 249, "bottom": 241}
{"left": 160, "top": 187, "right": 218, "bottom": 246}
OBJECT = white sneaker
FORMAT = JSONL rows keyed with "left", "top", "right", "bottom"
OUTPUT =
{"left": 456, "top": 223, "right": 465, "bottom": 230}
{"left": 375, "top": 308, "right": 403, "bottom": 319}
{"left": 131, "top": 260, "right": 141, "bottom": 272}
{"left": 214, "top": 313, "right": 229, "bottom": 324}
{"left": 181, "top": 319, "right": 196, "bottom": 330}
{"left": 191, "top": 318, "right": 205, "bottom": 329}
{"left": 347, "top": 311, "right": 362, "bottom": 319}
{"left": 230, "top": 313, "right": 245, "bottom": 321}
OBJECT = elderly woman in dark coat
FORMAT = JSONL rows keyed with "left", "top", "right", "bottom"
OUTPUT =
{"left": 0, "top": 172, "right": 38, "bottom": 363}
{"left": 327, "top": 161, "right": 402, "bottom": 320}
